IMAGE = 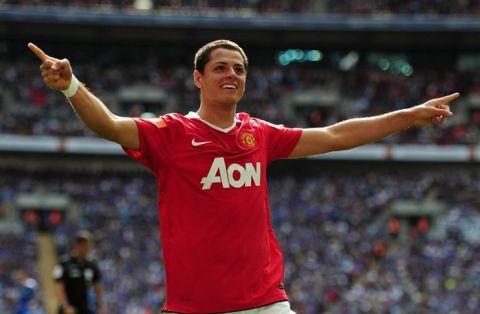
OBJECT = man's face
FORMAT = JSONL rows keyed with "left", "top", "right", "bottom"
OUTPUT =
{"left": 75, "top": 240, "right": 91, "bottom": 258}
{"left": 194, "top": 48, "right": 247, "bottom": 107}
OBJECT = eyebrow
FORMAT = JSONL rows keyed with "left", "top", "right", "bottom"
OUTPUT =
{"left": 212, "top": 61, "right": 244, "bottom": 67}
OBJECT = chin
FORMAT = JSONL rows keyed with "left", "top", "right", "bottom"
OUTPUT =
{"left": 221, "top": 95, "right": 241, "bottom": 106}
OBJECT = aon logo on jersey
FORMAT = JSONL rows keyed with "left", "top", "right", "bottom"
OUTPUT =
{"left": 201, "top": 157, "right": 261, "bottom": 190}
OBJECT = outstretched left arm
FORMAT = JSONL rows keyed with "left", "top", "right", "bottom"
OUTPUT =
{"left": 289, "top": 93, "right": 459, "bottom": 158}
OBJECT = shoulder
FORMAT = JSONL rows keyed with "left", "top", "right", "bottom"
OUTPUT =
{"left": 86, "top": 260, "right": 102, "bottom": 278}
{"left": 57, "top": 254, "right": 72, "bottom": 265}
{"left": 133, "top": 112, "right": 186, "bottom": 128}
{"left": 145, "top": 112, "right": 200, "bottom": 130}
{"left": 237, "top": 112, "right": 287, "bottom": 130}
{"left": 84, "top": 258, "right": 100, "bottom": 269}
{"left": 53, "top": 255, "right": 71, "bottom": 279}
{"left": 236, "top": 112, "right": 263, "bottom": 127}
{"left": 161, "top": 112, "right": 185, "bottom": 122}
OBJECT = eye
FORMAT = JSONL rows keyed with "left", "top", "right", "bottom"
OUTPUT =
{"left": 214, "top": 65, "right": 225, "bottom": 71}
{"left": 235, "top": 67, "right": 245, "bottom": 75}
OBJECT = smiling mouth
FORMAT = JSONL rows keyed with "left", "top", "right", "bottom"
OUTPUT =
{"left": 221, "top": 84, "right": 237, "bottom": 90}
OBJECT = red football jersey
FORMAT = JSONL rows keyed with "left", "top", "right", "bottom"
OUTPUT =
{"left": 124, "top": 112, "right": 302, "bottom": 313}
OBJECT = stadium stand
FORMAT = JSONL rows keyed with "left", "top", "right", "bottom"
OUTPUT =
{"left": 2, "top": 0, "right": 480, "bottom": 15}
{"left": 0, "top": 47, "right": 477, "bottom": 145}
{"left": 1, "top": 163, "right": 480, "bottom": 313}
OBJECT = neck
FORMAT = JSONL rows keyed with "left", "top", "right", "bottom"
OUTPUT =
{"left": 72, "top": 251, "right": 86, "bottom": 262}
{"left": 196, "top": 102, "right": 236, "bottom": 129}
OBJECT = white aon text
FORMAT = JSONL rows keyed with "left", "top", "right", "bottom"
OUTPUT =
{"left": 201, "top": 157, "right": 261, "bottom": 190}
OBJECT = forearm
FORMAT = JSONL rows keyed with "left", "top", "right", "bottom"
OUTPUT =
{"left": 55, "top": 282, "right": 70, "bottom": 308}
{"left": 65, "top": 81, "right": 140, "bottom": 149}
{"left": 94, "top": 283, "right": 105, "bottom": 313}
{"left": 326, "top": 109, "right": 414, "bottom": 150}
{"left": 95, "top": 284, "right": 104, "bottom": 305}
{"left": 28, "top": 43, "right": 133, "bottom": 144}
{"left": 291, "top": 93, "right": 457, "bottom": 158}
{"left": 67, "top": 82, "right": 119, "bottom": 141}
{"left": 290, "top": 109, "right": 414, "bottom": 158}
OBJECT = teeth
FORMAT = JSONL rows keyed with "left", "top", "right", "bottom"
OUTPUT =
{"left": 222, "top": 85, "right": 236, "bottom": 89}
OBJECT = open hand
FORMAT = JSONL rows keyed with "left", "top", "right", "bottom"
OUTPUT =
{"left": 28, "top": 42, "right": 73, "bottom": 91}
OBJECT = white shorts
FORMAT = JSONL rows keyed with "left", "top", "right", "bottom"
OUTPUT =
{"left": 163, "top": 301, "right": 296, "bottom": 314}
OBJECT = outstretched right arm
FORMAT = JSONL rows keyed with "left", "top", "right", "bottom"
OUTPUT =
{"left": 28, "top": 43, "right": 140, "bottom": 150}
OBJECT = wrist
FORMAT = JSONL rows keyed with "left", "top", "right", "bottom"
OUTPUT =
{"left": 61, "top": 75, "right": 79, "bottom": 98}
{"left": 401, "top": 108, "right": 416, "bottom": 128}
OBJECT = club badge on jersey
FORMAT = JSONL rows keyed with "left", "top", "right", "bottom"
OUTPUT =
{"left": 239, "top": 131, "right": 256, "bottom": 149}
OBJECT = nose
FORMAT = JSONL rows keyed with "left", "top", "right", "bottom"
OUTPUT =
{"left": 225, "top": 66, "right": 237, "bottom": 78}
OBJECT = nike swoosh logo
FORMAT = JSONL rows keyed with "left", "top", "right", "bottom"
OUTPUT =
{"left": 192, "top": 139, "right": 212, "bottom": 147}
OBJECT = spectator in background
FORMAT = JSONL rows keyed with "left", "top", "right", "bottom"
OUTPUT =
{"left": 12, "top": 269, "right": 45, "bottom": 314}
{"left": 29, "top": 39, "right": 457, "bottom": 314}
{"left": 53, "top": 230, "right": 104, "bottom": 314}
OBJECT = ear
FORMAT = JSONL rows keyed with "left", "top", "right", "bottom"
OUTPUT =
{"left": 193, "top": 70, "right": 202, "bottom": 89}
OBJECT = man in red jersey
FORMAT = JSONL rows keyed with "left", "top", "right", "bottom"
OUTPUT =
{"left": 29, "top": 40, "right": 458, "bottom": 314}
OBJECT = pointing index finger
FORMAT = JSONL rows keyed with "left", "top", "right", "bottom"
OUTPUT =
{"left": 27, "top": 42, "right": 49, "bottom": 62}
{"left": 439, "top": 92, "right": 460, "bottom": 103}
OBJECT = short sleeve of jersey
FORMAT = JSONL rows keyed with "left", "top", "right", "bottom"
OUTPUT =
{"left": 259, "top": 119, "right": 302, "bottom": 164}
{"left": 92, "top": 262, "right": 101, "bottom": 283}
{"left": 52, "top": 263, "right": 65, "bottom": 282}
{"left": 123, "top": 117, "right": 170, "bottom": 173}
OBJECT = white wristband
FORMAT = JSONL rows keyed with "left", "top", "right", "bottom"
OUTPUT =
{"left": 61, "top": 75, "right": 79, "bottom": 98}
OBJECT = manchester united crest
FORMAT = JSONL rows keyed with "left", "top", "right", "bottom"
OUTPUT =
{"left": 240, "top": 132, "right": 256, "bottom": 148}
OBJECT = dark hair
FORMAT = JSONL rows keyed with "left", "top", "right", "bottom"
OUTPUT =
{"left": 194, "top": 39, "right": 248, "bottom": 74}
{"left": 74, "top": 230, "right": 93, "bottom": 244}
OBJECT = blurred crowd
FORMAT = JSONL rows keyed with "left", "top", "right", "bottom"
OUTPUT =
{"left": 2, "top": 0, "right": 480, "bottom": 15}
{"left": 1, "top": 166, "right": 479, "bottom": 313}
{"left": 1, "top": 49, "right": 479, "bottom": 145}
